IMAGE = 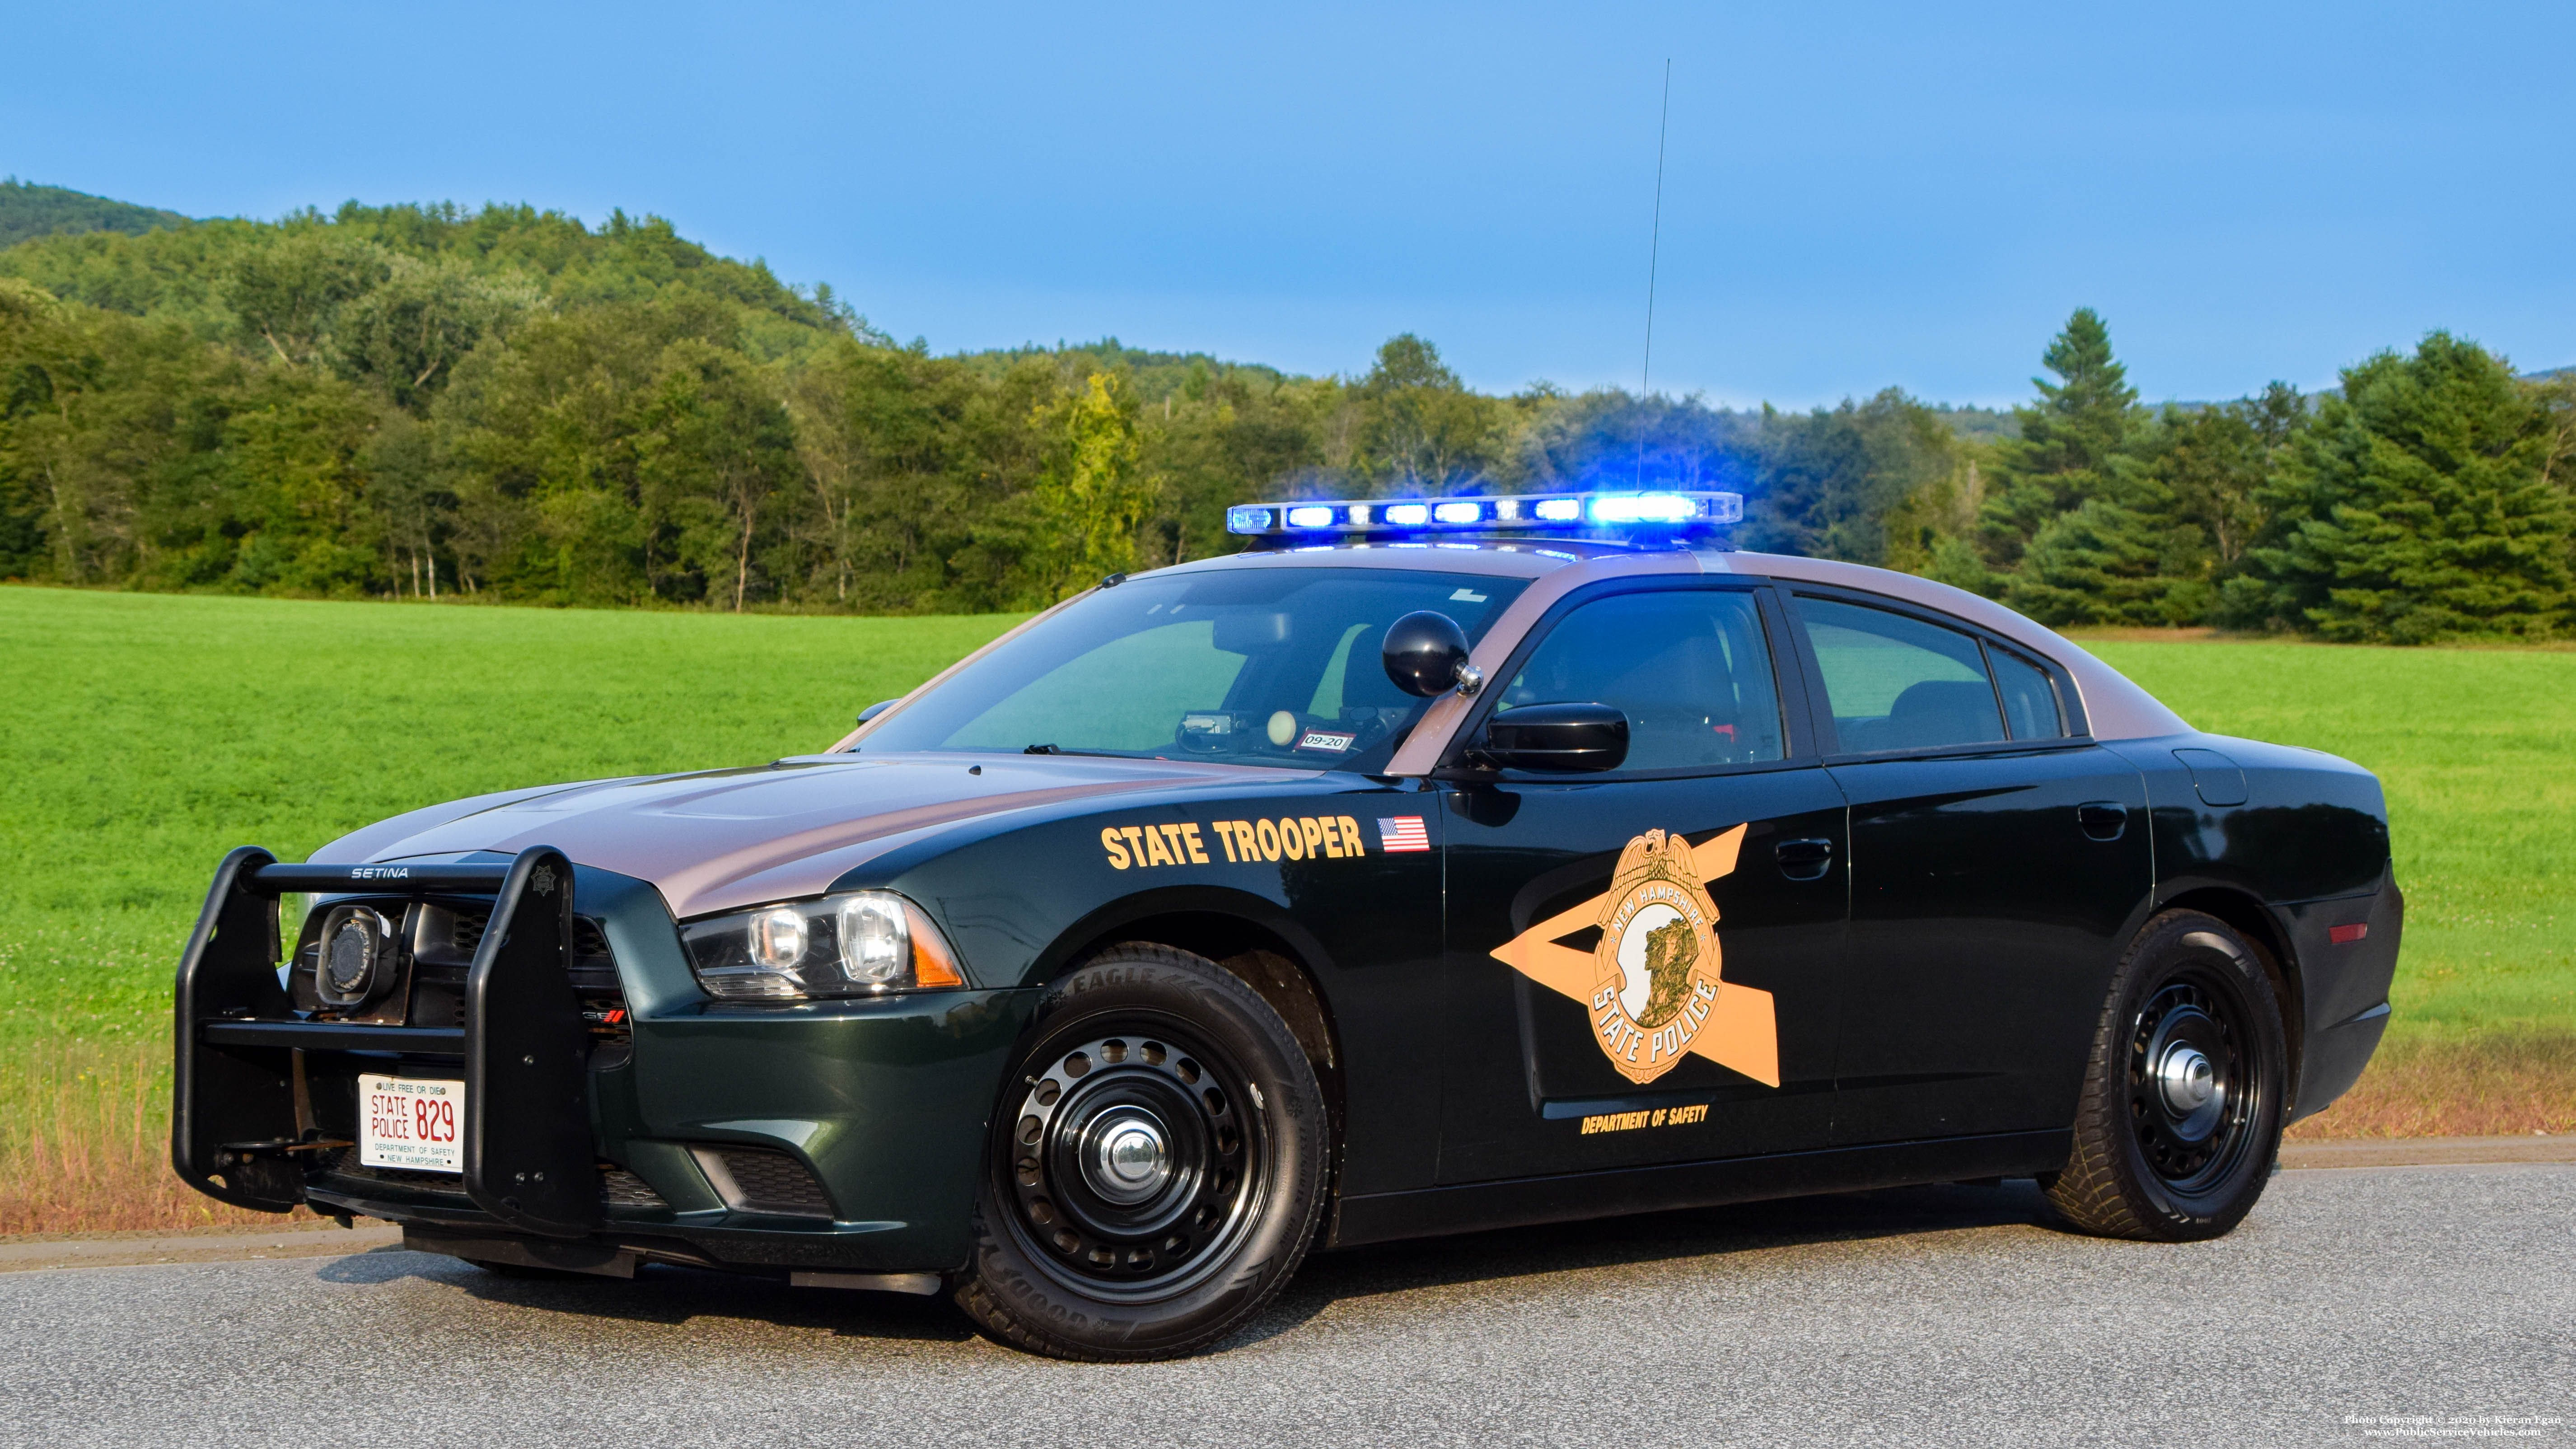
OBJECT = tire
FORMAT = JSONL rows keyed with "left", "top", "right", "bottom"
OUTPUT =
{"left": 952, "top": 942, "right": 1331, "bottom": 1360}
{"left": 2044, "top": 909, "right": 2288, "bottom": 1241}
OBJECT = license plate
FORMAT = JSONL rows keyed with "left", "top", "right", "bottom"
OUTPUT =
{"left": 359, "top": 1073, "right": 465, "bottom": 1173}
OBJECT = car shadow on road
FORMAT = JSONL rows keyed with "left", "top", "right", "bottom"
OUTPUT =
{"left": 315, "top": 1250, "right": 982, "bottom": 1345}
{"left": 1228, "top": 1177, "right": 2066, "bottom": 1349}
{"left": 312, "top": 1178, "right": 2062, "bottom": 1354}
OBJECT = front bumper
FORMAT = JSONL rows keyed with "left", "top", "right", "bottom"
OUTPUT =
{"left": 173, "top": 846, "right": 1034, "bottom": 1276}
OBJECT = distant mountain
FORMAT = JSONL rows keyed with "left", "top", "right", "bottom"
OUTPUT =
{"left": 0, "top": 179, "right": 192, "bottom": 249}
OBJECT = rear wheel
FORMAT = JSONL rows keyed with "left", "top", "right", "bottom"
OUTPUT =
{"left": 953, "top": 943, "right": 1330, "bottom": 1360}
{"left": 2045, "top": 909, "right": 2286, "bottom": 1241}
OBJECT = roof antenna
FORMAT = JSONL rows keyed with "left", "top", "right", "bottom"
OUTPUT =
{"left": 1637, "top": 58, "right": 1672, "bottom": 489}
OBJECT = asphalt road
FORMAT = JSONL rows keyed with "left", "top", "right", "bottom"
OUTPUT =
{"left": 5, "top": 1164, "right": 2570, "bottom": 1448}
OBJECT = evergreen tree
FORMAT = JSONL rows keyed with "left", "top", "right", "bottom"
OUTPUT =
{"left": 2235, "top": 334, "right": 2567, "bottom": 642}
{"left": 1978, "top": 307, "right": 2141, "bottom": 567}
{"left": 2006, "top": 388, "right": 2309, "bottom": 627}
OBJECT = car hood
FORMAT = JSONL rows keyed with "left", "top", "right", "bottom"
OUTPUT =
{"left": 313, "top": 753, "right": 1294, "bottom": 920}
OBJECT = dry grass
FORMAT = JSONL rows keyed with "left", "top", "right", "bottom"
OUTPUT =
{"left": 0, "top": 1035, "right": 311, "bottom": 1236}
{"left": 2288, "top": 1030, "right": 2576, "bottom": 1140}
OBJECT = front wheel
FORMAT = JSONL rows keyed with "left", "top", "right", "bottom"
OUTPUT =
{"left": 953, "top": 943, "right": 1330, "bottom": 1360}
{"left": 2045, "top": 909, "right": 2287, "bottom": 1241}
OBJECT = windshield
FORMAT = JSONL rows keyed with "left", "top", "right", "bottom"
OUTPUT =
{"left": 861, "top": 566, "right": 1529, "bottom": 771}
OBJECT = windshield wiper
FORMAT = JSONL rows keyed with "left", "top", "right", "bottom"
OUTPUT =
{"left": 1023, "top": 743, "right": 1132, "bottom": 758}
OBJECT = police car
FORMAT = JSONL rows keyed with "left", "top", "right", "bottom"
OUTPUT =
{"left": 173, "top": 489, "right": 2402, "bottom": 1360}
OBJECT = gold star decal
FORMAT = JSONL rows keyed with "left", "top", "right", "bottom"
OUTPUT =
{"left": 1489, "top": 824, "right": 1779, "bottom": 1088}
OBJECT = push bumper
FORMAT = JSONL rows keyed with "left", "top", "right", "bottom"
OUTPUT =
{"left": 173, "top": 845, "right": 1034, "bottom": 1276}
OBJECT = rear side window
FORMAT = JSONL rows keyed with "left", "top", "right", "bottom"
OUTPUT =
{"left": 1501, "top": 589, "right": 1786, "bottom": 770}
{"left": 1989, "top": 646, "right": 2067, "bottom": 740}
{"left": 1796, "top": 598, "right": 2004, "bottom": 753}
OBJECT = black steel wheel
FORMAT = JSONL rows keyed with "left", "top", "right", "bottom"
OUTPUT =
{"left": 2045, "top": 909, "right": 2287, "bottom": 1241}
{"left": 954, "top": 942, "right": 1329, "bottom": 1360}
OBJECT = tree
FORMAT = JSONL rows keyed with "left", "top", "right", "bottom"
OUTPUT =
{"left": 1978, "top": 308, "right": 2141, "bottom": 566}
{"left": 783, "top": 337, "right": 1045, "bottom": 611}
{"left": 0, "top": 278, "right": 206, "bottom": 584}
{"left": 1032, "top": 372, "right": 1155, "bottom": 600}
{"left": 2001, "top": 390, "right": 2307, "bottom": 628}
{"left": 2234, "top": 334, "right": 2567, "bottom": 642}
{"left": 331, "top": 255, "right": 541, "bottom": 411}
{"left": 1352, "top": 335, "right": 1494, "bottom": 495}
{"left": 222, "top": 229, "right": 393, "bottom": 368}
{"left": 635, "top": 338, "right": 800, "bottom": 612}
{"left": 1744, "top": 389, "right": 1954, "bottom": 564}
{"left": 1502, "top": 386, "right": 1747, "bottom": 496}
{"left": 2155, "top": 383, "right": 2305, "bottom": 574}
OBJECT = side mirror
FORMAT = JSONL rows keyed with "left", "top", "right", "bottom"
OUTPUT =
{"left": 1382, "top": 611, "right": 1480, "bottom": 698}
{"left": 1479, "top": 702, "right": 1629, "bottom": 773}
{"left": 856, "top": 698, "right": 901, "bottom": 725}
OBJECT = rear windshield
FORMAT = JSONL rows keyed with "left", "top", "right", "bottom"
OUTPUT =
{"left": 860, "top": 567, "right": 1529, "bottom": 771}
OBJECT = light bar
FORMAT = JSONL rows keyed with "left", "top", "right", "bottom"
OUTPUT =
{"left": 1225, "top": 490, "right": 1743, "bottom": 538}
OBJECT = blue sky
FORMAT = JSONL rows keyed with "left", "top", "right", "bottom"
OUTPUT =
{"left": 8, "top": 2, "right": 2573, "bottom": 407}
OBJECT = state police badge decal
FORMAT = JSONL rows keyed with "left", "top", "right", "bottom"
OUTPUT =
{"left": 1490, "top": 824, "right": 1780, "bottom": 1088}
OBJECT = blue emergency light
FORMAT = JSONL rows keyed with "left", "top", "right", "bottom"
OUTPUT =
{"left": 1225, "top": 490, "right": 1742, "bottom": 539}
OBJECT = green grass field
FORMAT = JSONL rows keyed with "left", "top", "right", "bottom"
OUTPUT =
{"left": 0, "top": 589, "right": 2569, "bottom": 1228}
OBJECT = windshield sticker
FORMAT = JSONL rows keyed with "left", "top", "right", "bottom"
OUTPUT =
{"left": 1489, "top": 825, "right": 1780, "bottom": 1089}
{"left": 1295, "top": 730, "right": 1356, "bottom": 753}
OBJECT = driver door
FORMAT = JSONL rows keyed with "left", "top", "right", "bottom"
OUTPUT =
{"left": 1436, "top": 582, "right": 1849, "bottom": 1185}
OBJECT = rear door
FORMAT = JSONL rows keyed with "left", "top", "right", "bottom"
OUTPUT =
{"left": 1436, "top": 581, "right": 1849, "bottom": 1183}
{"left": 1781, "top": 591, "right": 2151, "bottom": 1145}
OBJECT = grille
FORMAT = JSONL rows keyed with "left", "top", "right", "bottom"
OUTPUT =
{"left": 450, "top": 910, "right": 612, "bottom": 960}
{"left": 699, "top": 1146, "right": 834, "bottom": 1218}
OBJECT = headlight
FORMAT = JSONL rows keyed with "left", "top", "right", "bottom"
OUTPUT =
{"left": 682, "top": 890, "right": 966, "bottom": 1000}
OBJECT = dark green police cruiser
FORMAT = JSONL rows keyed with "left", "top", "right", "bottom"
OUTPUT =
{"left": 174, "top": 488, "right": 2403, "bottom": 1360}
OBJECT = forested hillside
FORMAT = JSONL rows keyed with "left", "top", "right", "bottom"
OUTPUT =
{"left": 3, "top": 197, "right": 2570, "bottom": 637}
{"left": 0, "top": 180, "right": 191, "bottom": 250}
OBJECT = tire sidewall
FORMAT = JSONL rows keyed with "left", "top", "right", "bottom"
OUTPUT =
{"left": 2108, "top": 913, "right": 2287, "bottom": 1235}
{"left": 960, "top": 948, "right": 1328, "bottom": 1359}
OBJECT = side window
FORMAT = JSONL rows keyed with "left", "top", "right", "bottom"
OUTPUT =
{"left": 1989, "top": 645, "right": 2067, "bottom": 740}
{"left": 1500, "top": 589, "right": 1786, "bottom": 770}
{"left": 1796, "top": 598, "right": 2003, "bottom": 753}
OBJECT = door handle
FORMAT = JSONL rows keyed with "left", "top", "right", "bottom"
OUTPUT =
{"left": 2077, "top": 801, "right": 2128, "bottom": 841}
{"left": 1776, "top": 838, "right": 1833, "bottom": 881}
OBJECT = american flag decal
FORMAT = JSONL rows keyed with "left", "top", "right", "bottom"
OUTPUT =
{"left": 1377, "top": 816, "right": 1430, "bottom": 853}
